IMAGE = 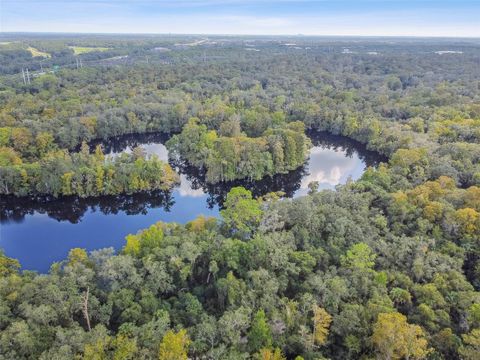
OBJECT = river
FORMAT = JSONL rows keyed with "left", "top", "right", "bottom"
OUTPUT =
{"left": 0, "top": 131, "right": 384, "bottom": 272}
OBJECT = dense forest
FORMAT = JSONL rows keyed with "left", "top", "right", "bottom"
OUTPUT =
{"left": 167, "top": 119, "right": 310, "bottom": 183}
{"left": 1, "top": 36, "right": 480, "bottom": 196}
{"left": 1, "top": 34, "right": 480, "bottom": 359}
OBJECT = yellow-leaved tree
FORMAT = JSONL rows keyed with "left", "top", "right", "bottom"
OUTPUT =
{"left": 372, "top": 312, "right": 431, "bottom": 360}
{"left": 312, "top": 305, "right": 332, "bottom": 347}
{"left": 454, "top": 208, "right": 479, "bottom": 237}
{"left": 67, "top": 248, "right": 90, "bottom": 267}
{"left": 158, "top": 329, "right": 190, "bottom": 360}
{"left": 256, "top": 347, "right": 286, "bottom": 360}
{"left": 459, "top": 329, "right": 480, "bottom": 360}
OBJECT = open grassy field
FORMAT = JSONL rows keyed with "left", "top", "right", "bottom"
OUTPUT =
{"left": 27, "top": 46, "right": 51, "bottom": 58}
{"left": 69, "top": 46, "right": 111, "bottom": 55}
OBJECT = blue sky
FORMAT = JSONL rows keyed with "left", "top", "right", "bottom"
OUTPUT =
{"left": 1, "top": 1, "right": 479, "bottom": 37}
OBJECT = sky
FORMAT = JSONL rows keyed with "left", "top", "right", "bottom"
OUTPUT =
{"left": 1, "top": 0, "right": 479, "bottom": 37}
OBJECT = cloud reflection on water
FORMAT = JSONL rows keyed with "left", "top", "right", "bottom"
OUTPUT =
{"left": 295, "top": 146, "right": 364, "bottom": 197}
{"left": 177, "top": 174, "right": 206, "bottom": 197}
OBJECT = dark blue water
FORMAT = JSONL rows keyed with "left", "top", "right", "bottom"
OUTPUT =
{"left": 0, "top": 132, "right": 384, "bottom": 272}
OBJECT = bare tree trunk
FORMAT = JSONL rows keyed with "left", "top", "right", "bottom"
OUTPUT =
{"left": 82, "top": 287, "right": 91, "bottom": 331}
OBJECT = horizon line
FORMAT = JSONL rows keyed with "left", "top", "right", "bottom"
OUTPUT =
{"left": 1, "top": 31, "right": 480, "bottom": 40}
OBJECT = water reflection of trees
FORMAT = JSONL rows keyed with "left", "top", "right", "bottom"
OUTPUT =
{"left": 175, "top": 131, "right": 385, "bottom": 208}
{"left": 83, "top": 131, "right": 385, "bottom": 166}
{"left": 0, "top": 190, "right": 174, "bottom": 224}
{"left": 176, "top": 162, "right": 308, "bottom": 209}
{"left": 307, "top": 131, "right": 387, "bottom": 167}
{"left": 3, "top": 130, "right": 385, "bottom": 223}
{"left": 83, "top": 132, "right": 172, "bottom": 154}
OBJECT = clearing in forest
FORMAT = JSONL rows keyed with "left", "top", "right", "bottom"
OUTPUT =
{"left": 69, "top": 46, "right": 111, "bottom": 55}
{"left": 27, "top": 46, "right": 51, "bottom": 58}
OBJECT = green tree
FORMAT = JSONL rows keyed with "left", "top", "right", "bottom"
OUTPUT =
{"left": 112, "top": 334, "right": 137, "bottom": 360}
{"left": 221, "top": 187, "right": 263, "bottom": 238}
{"left": 340, "top": 242, "right": 376, "bottom": 271}
{"left": 248, "top": 310, "right": 272, "bottom": 353}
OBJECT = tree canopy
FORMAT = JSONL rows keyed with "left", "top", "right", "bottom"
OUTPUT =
{"left": 1, "top": 34, "right": 480, "bottom": 359}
